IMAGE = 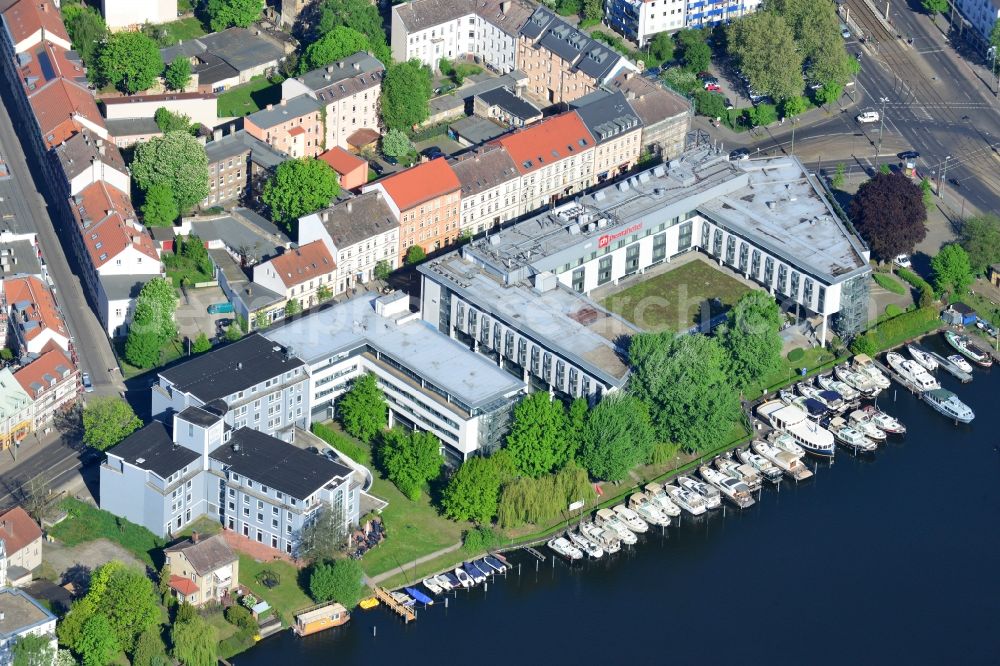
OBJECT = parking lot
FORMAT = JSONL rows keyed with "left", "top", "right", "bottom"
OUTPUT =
{"left": 175, "top": 284, "right": 233, "bottom": 342}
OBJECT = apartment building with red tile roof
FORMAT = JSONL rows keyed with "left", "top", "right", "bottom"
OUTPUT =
{"left": 2, "top": 275, "right": 69, "bottom": 356}
{"left": 13, "top": 347, "right": 79, "bottom": 430}
{"left": 251, "top": 239, "right": 337, "bottom": 310}
{"left": 69, "top": 181, "right": 160, "bottom": 276}
{"left": 0, "top": 0, "right": 70, "bottom": 54}
{"left": 0, "top": 506, "right": 43, "bottom": 573}
{"left": 318, "top": 147, "right": 367, "bottom": 190}
{"left": 362, "top": 158, "right": 462, "bottom": 262}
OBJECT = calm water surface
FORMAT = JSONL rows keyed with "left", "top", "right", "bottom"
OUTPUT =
{"left": 237, "top": 342, "right": 1000, "bottom": 666}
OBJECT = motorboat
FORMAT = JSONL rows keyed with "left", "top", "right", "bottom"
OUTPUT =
{"left": 453, "top": 567, "right": 473, "bottom": 588}
{"left": 736, "top": 447, "right": 783, "bottom": 484}
{"left": 483, "top": 556, "right": 507, "bottom": 573}
{"left": 699, "top": 465, "right": 755, "bottom": 509}
{"left": 580, "top": 521, "right": 622, "bottom": 553}
{"left": 405, "top": 587, "right": 434, "bottom": 605}
{"left": 922, "top": 388, "right": 975, "bottom": 423}
{"left": 612, "top": 504, "right": 650, "bottom": 532}
{"left": 422, "top": 577, "right": 443, "bottom": 595}
{"left": 944, "top": 330, "right": 993, "bottom": 368}
{"left": 715, "top": 454, "right": 763, "bottom": 492}
{"left": 798, "top": 382, "right": 844, "bottom": 412}
{"left": 860, "top": 405, "right": 906, "bottom": 434}
{"left": 547, "top": 537, "right": 583, "bottom": 561}
{"left": 665, "top": 484, "right": 708, "bottom": 515}
{"left": 768, "top": 430, "right": 805, "bottom": 459}
{"left": 677, "top": 475, "right": 722, "bottom": 509}
{"left": 439, "top": 572, "right": 461, "bottom": 589}
{"left": 567, "top": 530, "right": 603, "bottom": 559}
{"left": 817, "top": 374, "right": 860, "bottom": 402}
{"left": 391, "top": 592, "right": 416, "bottom": 607}
{"left": 473, "top": 558, "right": 496, "bottom": 577}
{"left": 595, "top": 508, "right": 638, "bottom": 544}
{"left": 847, "top": 409, "right": 886, "bottom": 441}
{"left": 757, "top": 400, "right": 836, "bottom": 457}
{"left": 642, "top": 482, "right": 682, "bottom": 517}
{"left": 835, "top": 363, "right": 880, "bottom": 395}
{"left": 826, "top": 416, "right": 877, "bottom": 453}
{"left": 463, "top": 562, "right": 488, "bottom": 584}
{"left": 434, "top": 574, "right": 455, "bottom": 591}
{"left": 886, "top": 352, "right": 940, "bottom": 392}
{"left": 751, "top": 440, "right": 813, "bottom": 481}
{"left": 628, "top": 493, "right": 671, "bottom": 527}
{"left": 853, "top": 354, "right": 892, "bottom": 389}
{"left": 779, "top": 388, "right": 797, "bottom": 406}
{"left": 907, "top": 344, "right": 939, "bottom": 372}
{"left": 947, "top": 354, "right": 974, "bottom": 374}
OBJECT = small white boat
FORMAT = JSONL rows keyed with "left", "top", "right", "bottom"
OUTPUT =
{"left": 835, "top": 363, "right": 880, "bottom": 395}
{"left": 453, "top": 567, "right": 473, "bottom": 588}
{"left": 422, "top": 577, "right": 443, "bottom": 595}
{"left": 612, "top": 504, "right": 649, "bottom": 532}
{"left": 826, "top": 417, "right": 878, "bottom": 453}
{"left": 567, "top": 530, "right": 603, "bottom": 559}
{"left": 853, "top": 354, "right": 892, "bottom": 389}
{"left": 595, "top": 508, "right": 638, "bottom": 544}
{"left": 433, "top": 574, "right": 454, "bottom": 591}
{"left": 736, "top": 448, "right": 783, "bottom": 484}
{"left": 887, "top": 352, "right": 940, "bottom": 392}
{"left": 391, "top": 591, "right": 416, "bottom": 606}
{"left": 580, "top": 521, "right": 621, "bottom": 553}
{"left": 677, "top": 475, "right": 722, "bottom": 509}
{"left": 751, "top": 440, "right": 813, "bottom": 481}
{"left": 860, "top": 406, "right": 906, "bottom": 434}
{"left": 848, "top": 409, "right": 886, "bottom": 441}
{"left": 642, "top": 482, "right": 682, "bottom": 517}
{"left": 547, "top": 537, "right": 583, "bottom": 561}
{"left": 947, "top": 354, "right": 973, "bottom": 374}
{"left": 715, "top": 455, "right": 763, "bottom": 493}
{"left": 768, "top": 431, "right": 805, "bottom": 459}
{"left": 628, "top": 493, "right": 671, "bottom": 527}
{"left": 817, "top": 374, "right": 860, "bottom": 402}
{"left": 665, "top": 484, "right": 708, "bottom": 515}
{"left": 699, "top": 465, "right": 755, "bottom": 509}
{"left": 907, "top": 344, "right": 939, "bottom": 372}
{"left": 944, "top": 330, "right": 993, "bottom": 368}
{"left": 798, "top": 382, "right": 844, "bottom": 411}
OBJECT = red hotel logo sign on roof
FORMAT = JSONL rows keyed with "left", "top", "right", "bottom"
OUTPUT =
{"left": 598, "top": 223, "right": 642, "bottom": 249}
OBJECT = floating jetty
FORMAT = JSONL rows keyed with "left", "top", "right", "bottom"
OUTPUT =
{"left": 372, "top": 586, "right": 416, "bottom": 623}
{"left": 924, "top": 349, "right": 973, "bottom": 383}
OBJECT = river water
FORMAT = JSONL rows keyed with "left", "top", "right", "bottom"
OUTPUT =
{"left": 236, "top": 340, "right": 1000, "bottom": 666}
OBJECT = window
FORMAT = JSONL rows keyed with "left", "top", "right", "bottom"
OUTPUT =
{"left": 598, "top": 256, "right": 613, "bottom": 285}
{"left": 713, "top": 229, "right": 723, "bottom": 256}
{"left": 243, "top": 507, "right": 250, "bottom": 516}
{"left": 571, "top": 267, "right": 585, "bottom": 293}
{"left": 725, "top": 236, "right": 736, "bottom": 265}
{"left": 625, "top": 243, "right": 640, "bottom": 275}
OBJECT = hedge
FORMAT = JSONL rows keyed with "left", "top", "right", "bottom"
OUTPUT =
{"left": 873, "top": 273, "right": 906, "bottom": 295}
{"left": 310, "top": 422, "right": 370, "bottom": 465}
{"left": 849, "top": 306, "right": 941, "bottom": 355}
{"left": 896, "top": 268, "right": 933, "bottom": 294}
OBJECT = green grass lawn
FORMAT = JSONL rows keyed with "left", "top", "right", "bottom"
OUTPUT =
{"left": 163, "top": 252, "right": 214, "bottom": 288}
{"left": 601, "top": 260, "right": 752, "bottom": 331}
{"left": 759, "top": 347, "right": 842, "bottom": 394}
{"left": 114, "top": 336, "right": 187, "bottom": 380}
{"left": 873, "top": 272, "right": 906, "bottom": 295}
{"left": 237, "top": 555, "right": 311, "bottom": 627}
{"left": 960, "top": 290, "right": 1000, "bottom": 328}
{"left": 49, "top": 498, "right": 165, "bottom": 568}
{"left": 161, "top": 17, "right": 206, "bottom": 43}
{"left": 217, "top": 77, "right": 283, "bottom": 117}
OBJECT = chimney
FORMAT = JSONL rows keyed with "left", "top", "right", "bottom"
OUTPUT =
{"left": 213, "top": 127, "right": 222, "bottom": 141}
{"left": 347, "top": 201, "right": 352, "bottom": 213}
{"left": 191, "top": 531, "right": 200, "bottom": 543}
{"left": 338, "top": 61, "right": 344, "bottom": 69}
{"left": 352, "top": 62, "right": 360, "bottom": 71}
{"left": 266, "top": 104, "right": 274, "bottom": 110}
{"left": 280, "top": 98, "right": 287, "bottom": 106}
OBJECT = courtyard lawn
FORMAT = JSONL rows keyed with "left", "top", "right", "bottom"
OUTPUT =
{"left": 601, "top": 260, "right": 752, "bottom": 332}
{"left": 49, "top": 498, "right": 165, "bottom": 568}
{"left": 237, "top": 554, "right": 311, "bottom": 627}
{"left": 114, "top": 336, "right": 186, "bottom": 380}
{"left": 759, "top": 347, "right": 843, "bottom": 395}
{"left": 161, "top": 17, "right": 206, "bottom": 43}
{"left": 217, "top": 77, "right": 283, "bottom": 118}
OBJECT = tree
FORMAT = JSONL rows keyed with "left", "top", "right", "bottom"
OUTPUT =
{"left": 12, "top": 633, "right": 54, "bottom": 666}
{"left": 192, "top": 332, "right": 212, "bottom": 353}
{"left": 566, "top": 397, "right": 588, "bottom": 460}
{"left": 18, "top": 475, "right": 53, "bottom": 525}
{"left": 694, "top": 89, "right": 726, "bottom": 118}
{"left": 254, "top": 310, "right": 271, "bottom": 330}
{"left": 676, "top": 29, "right": 711, "bottom": 72}
{"left": 441, "top": 456, "right": 502, "bottom": 524}
{"left": 308, "top": 559, "right": 364, "bottom": 608}
{"left": 920, "top": 177, "right": 934, "bottom": 209}
{"left": 374, "top": 260, "right": 392, "bottom": 281}
{"left": 780, "top": 95, "right": 808, "bottom": 118}
{"left": 170, "top": 615, "right": 216, "bottom": 666}
{"left": 132, "top": 132, "right": 209, "bottom": 213}
{"left": 301, "top": 26, "right": 371, "bottom": 72}
{"left": 750, "top": 102, "right": 777, "bottom": 127}
{"left": 131, "top": 627, "right": 167, "bottom": 666}
{"left": 931, "top": 244, "right": 973, "bottom": 296}
{"left": 317, "top": 284, "right": 333, "bottom": 302}
{"left": 338, "top": 373, "right": 387, "bottom": 443}
{"left": 579, "top": 393, "right": 655, "bottom": 482}
{"left": 128, "top": 277, "right": 178, "bottom": 348}
{"left": 380, "top": 128, "right": 412, "bottom": 159}
{"left": 224, "top": 323, "right": 243, "bottom": 342}
{"left": 831, "top": 162, "right": 846, "bottom": 189}
{"left": 506, "top": 392, "right": 570, "bottom": 477}
{"left": 262, "top": 158, "right": 340, "bottom": 230}
{"left": 582, "top": 0, "right": 602, "bottom": 22}
{"left": 205, "top": 0, "right": 264, "bottom": 31}
{"left": 305, "top": 0, "right": 391, "bottom": 64}
{"left": 719, "top": 290, "right": 783, "bottom": 393}
{"left": 95, "top": 31, "right": 161, "bottom": 94}
{"left": 284, "top": 298, "right": 301, "bottom": 316}
{"left": 154, "top": 107, "right": 191, "bottom": 135}
{"left": 379, "top": 428, "right": 443, "bottom": 500}
{"left": 164, "top": 56, "right": 191, "bottom": 91}
{"left": 381, "top": 60, "right": 433, "bottom": 131}
{"left": 647, "top": 31, "right": 674, "bottom": 66}
{"left": 991, "top": 20, "right": 1000, "bottom": 49}
{"left": 78, "top": 614, "right": 119, "bottom": 666}
{"left": 849, "top": 172, "right": 928, "bottom": 261}
{"left": 629, "top": 331, "right": 741, "bottom": 453}
{"left": 124, "top": 323, "right": 161, "bottom": 368}
{"left": 63, "top": 4, "right": 107, "bottom": 68}
{"left": 922, "top": 0, "right": 949, "bottom": 14}
{"left": 140, "top": 183, "right": 179, "bottom": 228}
{"left": 403, "top": 245, "right": 427, "bottom": 265}
{"left": 728, "top": 12, "right": 804, "bottom": 101}
{"left": 813, "top": 81, "right": 843, "bottom": 107}
{"left": 960, "top": 214, "right": 1000, "bottom": 276}
{"left": 82, "top": 398, "right": 142, "bottom": 450}
{"left": 298, "top": 506, "right": 347, "bottom": 561}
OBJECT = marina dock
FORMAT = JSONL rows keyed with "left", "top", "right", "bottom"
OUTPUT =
{"left": 372, "top": 586, "right": 416, "bottom": 623}
{"left": 924, "top": 350, "right": 973, "bottom": 383}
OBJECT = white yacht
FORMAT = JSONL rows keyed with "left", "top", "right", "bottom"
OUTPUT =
{"left": 768, "top": 431, "right": 806, "bottom": 459}
{"left": 642, "top": 482, "right": 682, "bottom": 517}
{"left": 751, "top": 440, "right": 813, "bottom": 481}
{"left": 628, "top": 493, "right": 671, "bottom": 527}
{"left": 715, "top": 455, "right": 763, "bottom": 492}
{"left": 757, "top": 401, "right": 836, "bottom": 457}
{"left": 826, "top": 416, "right": 878, "bottom": 453}
{"left": 848, "top": 409, "right": 886, "bottom": 441}
{"left": 665, "top": 484, "right": 708, "bottom": 515}
{"left": 580, "top": 521, "right": 622, "bottom": 553}
{"left": 567, "top": 530, "right": 603, "bottom": 559}
{"left": 907, "top": 344, "right": 939, "bottom": 372}
{"left": 547, "top": 537, "right": 583, "bottom": 561}
{"left": 853, "top": 354, "right": 892, "bottom": 389}
{"left": 886, "top": 352, "right": 940, "bottom": 392}
{"left": 736, "top": 448, "right": 783, "bottom": 484}
{"left": 835, "top": 364, "right": 880, "bottom": 395}
{"left": 612, "top": 504, "right": 650, "bottom": 533}
{"left": 860, "top": 406, "right": 906, "bottom": 434}
{"left": 677, "top": 475, "right": 722, "bottom": 509}
{"left": 817, "top": 374, "right": 860, "bottom": 402}
{"left": 947, "top": 354, "right": 974, "bottom": 374}
{"left": 922, "top": 388, "right": 975, "bottom": 423}
{"left": 699, "top": 465, "right": 755, "bottom": 509}
{"left": 595, "top": 508, "right": 638, "bottom": 544}
{"left": 798, "top": 382, "right": 844, "bottom": 412}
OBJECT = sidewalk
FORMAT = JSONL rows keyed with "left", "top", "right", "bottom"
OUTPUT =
{"left": 366, "top": 540, "right": 462, "bottom": 585}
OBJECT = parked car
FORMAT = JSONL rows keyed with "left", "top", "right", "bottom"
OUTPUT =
{"left": 82, "top": 372, "right": 93, "bottom": 392}
{"left": 215, "top": 317, "right": 234, "bottom": 330}
{"left": 369, "top": 160, "right": 384, "bottom": 175}
{"left": 383, "top": 154, "right": 399, "bottom": 166}
{"left": 421, "top": 146, "right": 444, "bottom": 160}
{"left": 893, "top": 254, "right": 911, "bottom": 268}
{"left": 728, "top": 148, "right": 750, "bottom": 162}
{"left": 207, "top": 302, "right": 234, "bottom": 314}
{"left": 856, "top": 110, "right": 880, "bottom": 123}
{"left": 841, "top": 24, "right": 851, "bottom": 39}
{"left": 704, "top": 82, "right": 722, "bottom": 92}
{"left": 897, "top": 150, "right": 920, "bottom": 160}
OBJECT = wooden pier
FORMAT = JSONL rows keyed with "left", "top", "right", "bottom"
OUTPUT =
{"left": 924, "top": 350, "right": 973, "bottom": 383}
{"left": 523, "top": 546, "right": 546, "bottom": 562}
{"left": 372, "top": 586, "right": 416, "bottom": 623}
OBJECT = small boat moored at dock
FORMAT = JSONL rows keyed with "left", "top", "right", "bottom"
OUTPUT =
{"left": 835, "top": 364, "right": 880, "bottom": 395}
{"left": 567, "top": 530, "right": 603, "bottom": 559}
{"left": 751, "top": 440, "right": 813, "bottom": 481}
{"left": 613, "top": 504, "right": 650, "bottom": 532}
{"left": 405, "top": 587, "right": 434, "bottom": 605}
{"left": 860, "top": 406, "right": 906, "bottom": 434}
{"left": 715, "top": 454, "right": 763, "bottom": 492}
{"left": 422, "top": 578, "right": 443, "bottom": 595}
{"left": 847, "top": 410, "right": 886, "bottom": 441}
{"left": 547, "top": 537, "right": 584, "bottom": 561}
{"left": 293, "top": 602, "right": 350, "bottom": 636}
{"left": 595, "top": 508, "right": 638, "bottom": 544}
{"left": 817, "top": 374, "right": 860, "bottom": 402}
{"left": 907, "top": 344, "right": 939, "bottom": 372}
{"left": 483, "top": 556, "right": 507, "bottom": 573}
{"left": 736, "top": 448, "right": 783, "bottom": 484}
{"left": 699, "top": 465, "right": 755, "bottom": 508}
{"left": 463, "top": 562, "right": 488, "bottom": 583}
{"left": 642, "top": 482, "right": 682, "bottom": 517}
{"left": 944, "top": 330, "right": 993, "bottom": 368}
{"left": 853, "top": 354, "right": 892, "bottom": 390}
{"left": 665, "top": 484, "right": 708, "bottom": 515}
{"left": 580, "top": 521, "right": 622, "bottom": 553}
{"left": 947, "top": 354, "right": 974, "bottom": 374}
{"left": 757, "top": 401, "right": 836, "bottom": 458}
{"left": 922, "top": 388, "right": 975, "bottom": 423}
{"left": 826, "top": 416, "right": 877, "bottom": 453}
{"left": 886, "top": 352, "right": 941, "bottom": 392}
{"left": 677, "top": 475, "right": 722, "bottom": 510}
{"left": 453, "top": 567, "right": 473, "bottom": 588}
{"left": 628, "top": 493, "right": 671, "bottom": 527}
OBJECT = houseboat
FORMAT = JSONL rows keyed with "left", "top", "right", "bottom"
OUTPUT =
{"left": 756, "top": 400, "right": 836, "bottom": 458}
{"left": 293, "top": 603, "right": 350, "bottom": 637}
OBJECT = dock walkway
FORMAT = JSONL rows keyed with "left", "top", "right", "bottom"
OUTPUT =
{"left": 372, "top": 586, "right": 416, "bottom": 623}
{"left": 924, "top": 350, "right": 973, "bottom": 383}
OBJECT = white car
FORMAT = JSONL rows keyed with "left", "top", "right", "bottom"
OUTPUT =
{"left": 857, "top": 111, "right": 880, "bottom": 123}
{"left": 894, "top": 254, "right": 911, "bottom": 268}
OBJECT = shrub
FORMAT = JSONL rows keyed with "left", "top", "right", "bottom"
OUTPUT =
{"left": 461, "top": 527, "right": 504, "bottom": 554}
{"left": 310, "top": 422, "right": 370, "bottom": 465}
{"left": 896, "top": 267, "right": 934, "bottom": 294}
{"left": 786, "top": 348, "right": 805, "bottom": 363}
{"left": 884, "top": 303, "right": 903, "bottom": 317}
{"left": 873, "top": 272, "right": 906, "bottom": 295}
{"left": 849, "top": 306, "right": 941, "bottom": 355}
{"left": 224, "top": 605, "right": 257, "bottom": 634}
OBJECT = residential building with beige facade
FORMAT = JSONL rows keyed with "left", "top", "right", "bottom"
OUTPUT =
{"left": 244, "top": 96, "right": 323, "bottom": 159}
{"left": 13, "top": 348, "right": 79, "bottom": 431}
{"left": 251, "top": 240, "right": 337, "bottom": 310}
{"left": 571, "top": 90, "right": 643, "bottom": 184}
{"left": 451, "top": 146, "right": 521, "bottom": 235}
{"left": 164, "top": 534, "right": 238, "bottom": 606}
{"left": 0, "top": 507, "right": 42, "bottom": 578}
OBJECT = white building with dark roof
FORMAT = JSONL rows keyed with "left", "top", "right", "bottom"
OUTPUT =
{"left": 0, "top": 587, "right": 56, "bottom": 663}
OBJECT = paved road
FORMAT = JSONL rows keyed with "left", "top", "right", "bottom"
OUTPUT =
{"left": 0, "top": 431, "right": 96, "bottom": 512}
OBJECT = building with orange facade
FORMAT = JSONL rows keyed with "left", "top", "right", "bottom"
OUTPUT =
{"left": 244, "top": 96, "right": 323, "bottom": 159}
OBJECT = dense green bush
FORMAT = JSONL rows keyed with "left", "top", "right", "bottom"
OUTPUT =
{"left": 849, "top": 306, "right": 941, "bottom": 355}
{"left": 873, "top": 273, "right": 906, "bottom": 295}
{"left": 896, "top": 267, "right": 934, "bottom": 294}
{"left": 786, "top": 348, "right": 805, "bottom": 362}
{"left": 884, "top": 303, "right": 903, "bottom": 317}
{"left": 461, "top": 527, "right": 504, "bottom": 553}
{"left": 310, "top": 422, "right": 370, "bottom": 465}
